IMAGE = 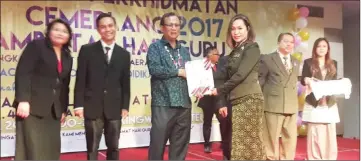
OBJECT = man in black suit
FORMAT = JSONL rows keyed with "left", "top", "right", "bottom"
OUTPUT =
{"left": 74, "top": 13, "right": 131, "bottom": 160}
{"left": 197, "top": 46, "right": 232, "bottom": 160}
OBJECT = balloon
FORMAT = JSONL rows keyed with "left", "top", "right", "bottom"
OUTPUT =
{"left": 297, "top": 86, "right": 302, "bottom": 96}
{"left": 297, "top": 82, "right": 305, "bottom": 96}
{"left": 298, "top": 93, "right": 305, "bottom": 109}
{"left": 298, "top": 124, "right": 308, "bottom": 136}
{"left": 292, "top": 52, "right": 302, "bottom": 61}
{"left": 296, "top": 42, "right": 308, "bottom": 53}
{"left": 288, "top": 8, "right": 300, "bottom": 21}
{"left": 299, "top": 7, "right": 310, "bottom": 18}
{"left": 297, "top": 117, "right": 302, "bottom": 127}
{"left": 298, "top": 111, "right": 303, "bottom": 117}
{"left": 295, "top": 17, "right": 308, "bottom": 29}
{"left": 297, "top": 115, "right": 303, "bottom": 127}
{"left": 294, "top": 35, "right": 301, "bottom": 47}
{"left": 298, "top": 30, "right": 310, "bottom": 41}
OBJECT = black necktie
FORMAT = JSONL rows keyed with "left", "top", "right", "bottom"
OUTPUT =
{"left": 105, "top": 47, "right": 111, "bottom": 64}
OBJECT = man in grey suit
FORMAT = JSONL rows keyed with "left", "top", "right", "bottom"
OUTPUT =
{"left": 259, "top": 33, "right": 300, "bottom": 160}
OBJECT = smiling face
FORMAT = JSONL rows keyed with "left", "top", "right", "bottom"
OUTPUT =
{"left": 161, "top": 15, "right": 181, "bottom": 41}
{"left": 231, "top": 19, "right": 248, "bottom": 44}
{"left": 97, "top": 17, "right": 116, "bottom": 43}
{"left": 49, "top": 22, "right": 70, "bottom": 46}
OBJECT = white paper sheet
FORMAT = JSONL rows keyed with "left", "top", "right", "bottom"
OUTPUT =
{"left": 185, "top": 59, "right": 214, "bottom": 97}
{"left": 309, "top": 78, "right": 352, "bottom": 100}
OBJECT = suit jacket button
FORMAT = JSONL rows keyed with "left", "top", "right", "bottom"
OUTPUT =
{"left": 53, "top": 89, "right": 56, "bottom": 94}
{"left": 104, "top": 90, "right": 107, "bottom": 94}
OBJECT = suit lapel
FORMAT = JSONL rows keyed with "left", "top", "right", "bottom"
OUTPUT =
{"left": 271, "top": 52, "right": 288, "bottom": 76}
{"left": 42, "top": 44, "right": 58, "bottom": 76}
{"left": 288, "top": 56, "right": 299, "bottom": 79}
{"left": 324, "top": 70, "right": 334, "bottom": 80}
{"left": 95, "top": 41, "right": 108, "bottom": 65}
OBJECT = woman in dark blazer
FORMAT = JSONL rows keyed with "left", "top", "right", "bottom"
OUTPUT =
{"left": 13, "top": 19, "right": 73, "bottom": 160}
{"left": 300, "top": 37, "right": 339, "bottom": 160}
{"left": 211, "top": 14, "right": 266, "bottom": 160}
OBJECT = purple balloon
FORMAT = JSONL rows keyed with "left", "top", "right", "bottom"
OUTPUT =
{"left": 298, "top": 111, "right": 303, "bottom": 117}
{"left": 299, "top": 7, "right": 310, "bottom": 18}
{"left": 297, "top": 82, "right": 304, "bottom": 96}
{"left": 297, "top": 111, "right": 303, "bottom": 126}
{"left": 294, "top": 35, "right": 301, "bottom": 47}
{"left": 297, "top": 115, "right": 302, "bottom": 126}
{"left": 297, "top": 86, "right": 302, "bottom": 96}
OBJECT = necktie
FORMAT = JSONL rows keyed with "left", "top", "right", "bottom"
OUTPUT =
{"left": 283, "top": 56, "right": 290, "bottom": 73}
{"left": 104, "top": 47, "right": 111, "bottom": 64}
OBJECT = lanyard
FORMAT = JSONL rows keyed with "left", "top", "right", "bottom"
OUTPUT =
{"left": 165, "top": 46, "right": 182, "bottom": 69}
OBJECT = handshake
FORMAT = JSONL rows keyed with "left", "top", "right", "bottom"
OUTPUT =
{"left": 178, "top": 69, "right": 187, "bottom": 78}
{"left": 194, "top": 88, "right": 218, "bottom": 99}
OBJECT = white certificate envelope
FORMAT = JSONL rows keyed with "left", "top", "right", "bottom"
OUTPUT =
{"left": 185, "top": 59, "right": 214, "bottom": 97}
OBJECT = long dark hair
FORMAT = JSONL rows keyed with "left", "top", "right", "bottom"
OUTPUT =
{"left": 311, "top": 38, "right": 336, "bottom": 77}
{"left": 226, "top": 13, "right": 255, "bottom": 49}
{"left": 45, "top": 19, "right": 73, "bottom": 53}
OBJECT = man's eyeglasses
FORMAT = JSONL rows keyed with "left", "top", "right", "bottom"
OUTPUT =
{"left": 164, "top": 23, "right": 181, "bottom": 28}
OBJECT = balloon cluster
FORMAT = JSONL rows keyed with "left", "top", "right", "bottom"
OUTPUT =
{"left": 288, "top": 7, "right": 310, "bottom": 62}
{"left": 297, "top": 82, "right": 307, "bottom": 136}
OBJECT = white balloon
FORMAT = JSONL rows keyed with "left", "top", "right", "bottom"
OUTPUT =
{"left": 296, "top": 42, "right": 308, "bottom": 53}
{"left": 296, "top": 17, "right": 308, "bottom": 29}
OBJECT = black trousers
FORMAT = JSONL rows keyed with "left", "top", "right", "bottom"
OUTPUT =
{"left": 202, "top": 105, "right": 232, "bottom": 159}
{"left": 15, "top": 106, "right": 61, "bottom": 160}
{"left": 148, "top": 106, "right": 192, "bottom": 160}
{"left": 84, "top": 116, "right": 121, "bottom": 160}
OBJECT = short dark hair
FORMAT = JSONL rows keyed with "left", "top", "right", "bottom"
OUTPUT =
{"left": 277, "top": 32, "right": 294, "bottom": 42}
{"left": 160, "top": 12, "right": 181, "bottom": 26}
{"left": 96, "top": 13, "right": 116, "bottom": 27}
{"left": 45, "top": 18, "right": 73, "bottom": 52}
{"left": 204, "top": 46, "right": 218, "bottom": 57}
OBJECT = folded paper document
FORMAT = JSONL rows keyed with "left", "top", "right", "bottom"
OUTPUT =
{"left": 309, "top": 78, "right": 352, "bottom": 100}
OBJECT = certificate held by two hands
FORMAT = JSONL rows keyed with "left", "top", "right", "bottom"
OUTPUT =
{"left": 185, "top": 58, "right": 214, "bottom": 97}
{"left": 308, "top": 78, "right": 352, "bottom": 100}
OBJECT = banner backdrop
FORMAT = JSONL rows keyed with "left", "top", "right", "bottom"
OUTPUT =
{"left": 1, "top": 1, "right": 293, "bottom": 157}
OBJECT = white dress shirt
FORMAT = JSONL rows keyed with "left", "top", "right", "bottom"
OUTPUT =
{"left": 101, "top": 40, "right": 116, "bottom": 62}
{"left": 277, "top": 50, "right": 292, "bottom": 70}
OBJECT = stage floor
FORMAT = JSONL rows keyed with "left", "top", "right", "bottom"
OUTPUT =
{"left": 1, "top": 137, "right": 359, "bottom": 160}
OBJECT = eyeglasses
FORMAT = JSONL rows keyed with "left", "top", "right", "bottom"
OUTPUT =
{"left": 208, "top": 53, "right": 220, "bottom": 57}
{"left": 164, "top": 23, "right": 180, "bottom": 28}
